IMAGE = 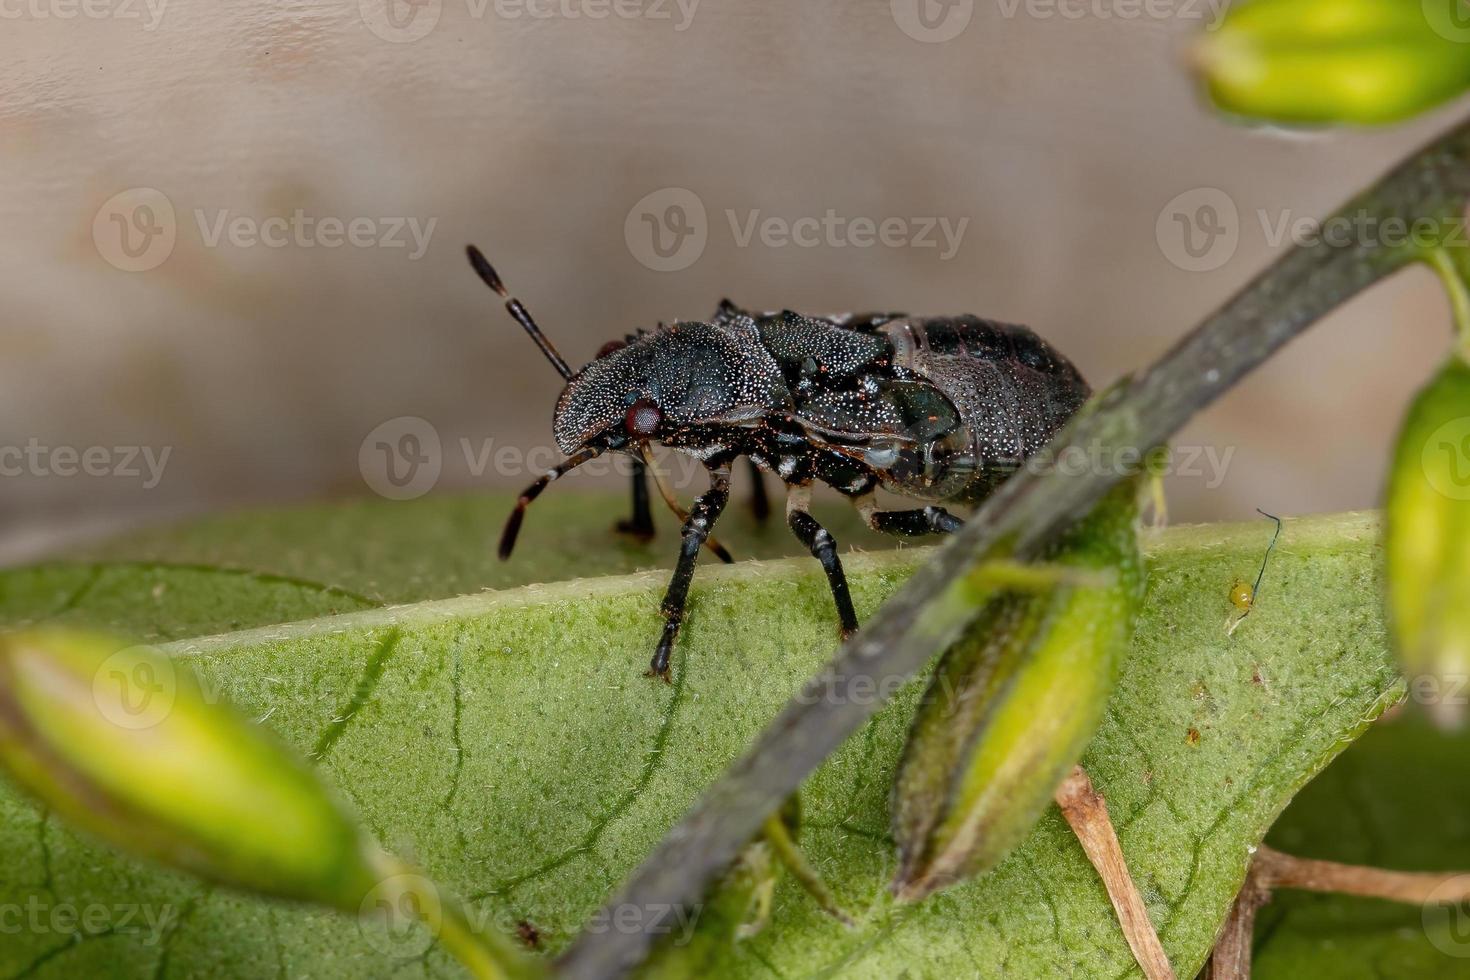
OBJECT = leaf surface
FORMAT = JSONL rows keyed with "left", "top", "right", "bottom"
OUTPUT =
{"left": 0, "top": 498, "right": 1400, "bottom": 979}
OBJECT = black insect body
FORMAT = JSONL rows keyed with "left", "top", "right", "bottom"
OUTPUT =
{"left": 467, "top": 245, "right": 1091, "bottom": 680}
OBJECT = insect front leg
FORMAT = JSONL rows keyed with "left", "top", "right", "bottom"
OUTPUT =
{"left": 855, "top": 495, "right": 966, "bottom": 537}
{"left": 786, "top": 485, "right": 859, "bottom": 639}
{"left": 647, "top": 464, "right": 731, "bottom": 681}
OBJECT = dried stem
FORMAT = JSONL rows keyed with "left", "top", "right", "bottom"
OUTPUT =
{"left": 1207, "top": 845, "right": 1470, "bottom": 979}
{"left": 1055, "top": 766, "right": 1175, "bottom": 980}
{"left": 558, "top": 118, "right": 1470, "bottom": 980}
{"left": 1203, "top": 867, "right": 1271, "bottom": 980}
{"left": 1254, "top": 845, "right": 1470, "bottom": 903}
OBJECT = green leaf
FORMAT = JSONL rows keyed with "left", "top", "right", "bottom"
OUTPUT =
{"left": 0, "top": 498, "right": 1399, "bottom": 978}
{"left": 1258, "top": 712, "right": 1470, "bottom": 978}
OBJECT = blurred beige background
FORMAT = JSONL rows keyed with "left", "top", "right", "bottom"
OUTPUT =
{"left": 1, "top": 0, "right": 1465, "bottom": 564}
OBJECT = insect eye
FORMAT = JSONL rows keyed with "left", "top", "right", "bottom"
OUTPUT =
{"left": 625, "top": 398, "right": 662, "bottom": 437}
{"left": 596, "top": 339, "right": 627, "bottom": 359}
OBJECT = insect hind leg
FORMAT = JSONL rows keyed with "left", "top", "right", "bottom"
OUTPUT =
{"left": 858, "top": 496, "right": 965, "bottom": 537}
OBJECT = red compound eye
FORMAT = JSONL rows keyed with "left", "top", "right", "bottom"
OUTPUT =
{"left": 625, "top": 398, "right": 662, "bottom": 437}
{"left": 596, "top": 339, "right": 627, "bottom": 359}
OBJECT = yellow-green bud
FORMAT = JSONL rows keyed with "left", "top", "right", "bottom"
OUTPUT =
{"left": 1385, "top": 357, "right": 1470, "bottom": 729}
{"left": 0, "top": 628, "right": 538, "bottom": 979}
{"left": 1193, "top": 0, "right": 1470, "bottom": 126}
{"left": 891, "top": 482, "right": 1144, "bottom": 901}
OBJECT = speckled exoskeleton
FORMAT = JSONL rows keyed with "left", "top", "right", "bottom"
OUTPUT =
{"left": 467, "top": 245, "right": 1090, "bottom": 680}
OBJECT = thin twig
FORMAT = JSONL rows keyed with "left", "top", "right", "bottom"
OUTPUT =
{"left": 1206, "top": 845, "right": 1470, "bottom": 979}
{"left": 1253, "top": 845, "right": 1470, "bottom": 903}
{"left": 1055, "top": 766, "right": 1175, "bottom": 980}
{"left": 1203, "top": 864, "right": 1271, "bottom": 980}
{"left": 557, "top": 118, "right": 1470, "bottom": 980}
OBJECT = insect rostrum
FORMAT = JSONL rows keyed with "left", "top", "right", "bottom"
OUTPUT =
{"left": 468, "top": 244, "right": 1090, "bottom": 679}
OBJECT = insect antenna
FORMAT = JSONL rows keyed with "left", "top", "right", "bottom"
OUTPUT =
{"left": 500, "top": 445, "right": 605, "bottom": 559}
{"left": 466, "top": 244, "right": 574, "bottom": 381}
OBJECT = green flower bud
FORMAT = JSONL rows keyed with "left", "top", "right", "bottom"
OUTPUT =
{"left": 1193, "top": 0, "right": 1470, "bottom": 125}
{"left": 0, "top": 628, "right": 379, "bottom": 905}
{"left": 0, "top": 628, "right": 537, "bottom": 979}
{"left": 891, "top": 482, "right": 1144, "bottom": 902}
{"left": 1385, "top": 357, "right": 1470, "bottom": 729}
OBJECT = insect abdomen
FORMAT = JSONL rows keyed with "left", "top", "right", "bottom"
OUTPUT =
{"left": 880, "top": 315, "right": 1091, "bottom": 502}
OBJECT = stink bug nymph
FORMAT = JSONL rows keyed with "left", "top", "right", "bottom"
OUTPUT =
{"left": 467, "top": 245, "right": 1090, "bottom": 680}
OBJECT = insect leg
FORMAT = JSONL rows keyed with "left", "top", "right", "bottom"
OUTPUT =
{"left": 787, "top": 486, "right": 859, "bottom": 639}
{"left": 615, "top": 456, "right": 657, "bottom": 540}
{"left": 861, "top": 501, "right": 965, "bottom": 537}
{"left": 748, "top": 458, "right": 771, "bottom": 524}
{"left": 648, "top": 465, "right": 732, "bottom": 681}
{"left": 639, "top": 444, "right": 734, "bottom": 563}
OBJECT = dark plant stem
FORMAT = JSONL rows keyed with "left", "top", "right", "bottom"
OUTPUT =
{"left": 557, "top": 118, "right": 1470, "bottom": 980}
